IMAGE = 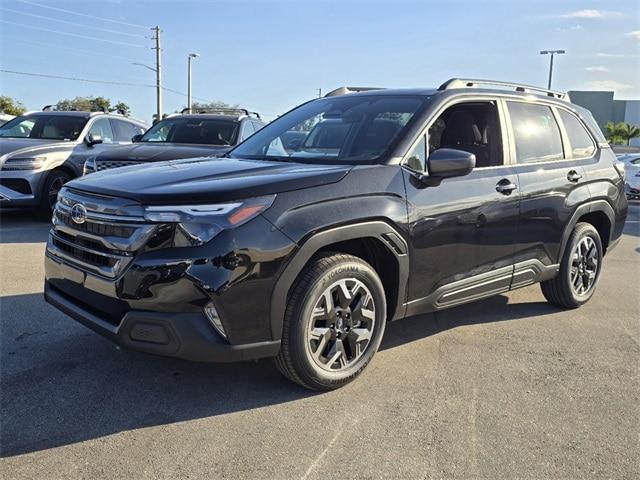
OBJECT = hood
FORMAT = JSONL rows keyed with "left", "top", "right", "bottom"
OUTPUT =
{"left": 0, "top": 138, "right": 73, "bottom": 158}
{"left": 95, "top": 143, "right": 230, "bottom": 162}
{"left": 68, "top": 157, "right": 351, "bottom": 204}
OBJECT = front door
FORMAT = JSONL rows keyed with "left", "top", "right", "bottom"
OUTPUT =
{"left": 403, "top": 99, "right": 520, "bottom": 315}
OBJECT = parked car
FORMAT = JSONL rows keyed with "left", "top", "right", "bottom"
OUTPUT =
{"left": 83, "top": 109, "right": 265, "bottom": 174}
{"left": 44, "top": 79, "right": 627, "bottom": 390}
{"left": 0, "top": 108, "right": 146, "bottom": 215}
{"left": 617, "top": 153, "right": 640, "bottom": 199}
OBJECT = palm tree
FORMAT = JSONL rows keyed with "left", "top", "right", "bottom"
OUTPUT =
{"left": 617, "top": 122, "right": 640, "bottom": 146}
{"left": 605, "top": 121, "right": 620, "bottom": 144}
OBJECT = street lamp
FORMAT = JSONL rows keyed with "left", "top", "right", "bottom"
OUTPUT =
{"left": 540, "top": 50, "right": 565, "bottom": 90}
{"left": 187, "top": 53, "right": 200, "bottom": 113}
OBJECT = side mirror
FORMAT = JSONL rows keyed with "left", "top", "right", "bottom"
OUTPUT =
{"left": 131, "top": 134, "right": 143, "bottom": 143}
{"left": 287, "top": 138, "right": 302, "bottom": 151}
{"left": 427, "top": 148, "right": 475, "bottom": 178}
{"left": 85, "top": 133, "right": 103, "bottom": 146}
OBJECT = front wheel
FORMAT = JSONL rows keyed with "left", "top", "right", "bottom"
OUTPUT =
{"left": 541, "top": 222, "right": 603, "bottom": 309}
{"left": 274, "top": 253, "right": 387, "bottom": 390}
{"left": 37, "top": 169, "right": 71, "bottom": 219}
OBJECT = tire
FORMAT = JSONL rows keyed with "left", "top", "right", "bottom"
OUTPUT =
{"left": 37, "top": 170, "right": 72, "bottom": 219}
{"left": 541, "top": 222, "right": 603, "bottom": 309}
{"left": 274, "top": 253, "right": 387, "bottom": 391}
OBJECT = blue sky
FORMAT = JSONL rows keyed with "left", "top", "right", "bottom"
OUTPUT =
{"left": 1, "top": 0, "right": 639, "bottom": 122}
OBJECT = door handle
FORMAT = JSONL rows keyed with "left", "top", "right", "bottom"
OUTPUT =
{"left": 567, "top": 170, "right": 582, "bottom": 182}
{"left": 496, "top": 178, "right": 518, "bottom": 195}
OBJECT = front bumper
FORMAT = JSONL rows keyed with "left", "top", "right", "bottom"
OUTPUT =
{"left": 44, "top": 279, "right": 280, "bottom": 362}
{"left": 44, "top": 210, "right": 295, "bottom": 362}
{"left": 0, "top": 170, "right": 43, "bottom": 206}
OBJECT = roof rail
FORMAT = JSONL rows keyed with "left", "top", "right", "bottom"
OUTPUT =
{"left": 324, "top": 86, "right": 385, "bottom": 97}
{"left": 438, "top": 78, "right": 568, "bottom": 100}
{"left": 42, "top": 105, "right": 54, "bottom": 111}
{"left": 179, "top": 107, "right": 261, "bottom": 119}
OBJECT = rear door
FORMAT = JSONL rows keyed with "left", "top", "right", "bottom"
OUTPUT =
{"left": 403, "top": 98, "right": 520, "bottom": 314}
{"left": 505, "top": 100, "right": 592, "bottom": 285}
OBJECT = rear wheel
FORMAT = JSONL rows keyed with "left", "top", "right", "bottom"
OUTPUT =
{"left": 274, "top": 253, "right": 387, "bottom": 390}
{"left": 541, "top": 222, "right": 603, "bottom": 308}
{"left": 37, "top": 170, "right": 71, "bottom": 219}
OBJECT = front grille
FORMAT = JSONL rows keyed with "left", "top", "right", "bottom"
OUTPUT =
{"left": 52, "top": 236, "right": 118, "bottom": 268}
{"left": 48, "top": 188, "right": 159, "bottom": 279}
{"left": 56, "top": 210, "right": 135, "bottom": 238}
{"left": 96, "top": 160, "right": 143, "bottom": 171}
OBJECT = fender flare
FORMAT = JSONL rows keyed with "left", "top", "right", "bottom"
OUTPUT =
{"left": 269, "top": 221, "right": 409, "bottom": 340}
{"left": 558, "top": 200, "right": 615, "bottom": 261}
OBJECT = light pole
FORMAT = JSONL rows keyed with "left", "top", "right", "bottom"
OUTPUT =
{"left": 540, "top": 49, "right": 565, "bottom": 89}
{"left": 187, "top": 53, "right": 200, "bottom": 113}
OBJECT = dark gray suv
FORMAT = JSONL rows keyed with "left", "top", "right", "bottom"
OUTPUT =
{"left": 83, "top": 109, "right": 265, "bottom": 174}
{"left": 0, "top": 109, "right": 146, "bottom": 215}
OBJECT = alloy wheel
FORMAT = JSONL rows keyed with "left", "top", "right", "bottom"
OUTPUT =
{"left": 570, "top": 236, "right": 599, "bottom": 295}
{"left": 306, "top": 278, "right": 376, "bottom": 371}
{"left": 48, "top": 176, "right": 67, "bottom": 210}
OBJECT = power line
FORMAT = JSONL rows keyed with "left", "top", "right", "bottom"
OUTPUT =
{"left": 0, "top": 7, "right": 147, "bottom": 38}
{"left": 0, "top": 69, "right": 154, "bottom": 88}
{"left": 8, "top": 36, "right": 146, "bottom": 63}
{"left": 0, "top": 20, "right": 147, "bottom": 48}
{"left": 17, "top": 0, "right": 149, "bottom": 30}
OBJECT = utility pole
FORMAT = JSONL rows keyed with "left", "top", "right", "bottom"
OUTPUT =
{"left": 152, "top": 26, "right": 162, "bottom": 121}
{"left": 187, "top": 53, "right": 200, "bottom": 114}
{"left": 540, "top": 49, "right": 565, "bottom": 89}
{"left": 317, "top": 88, "right": 322, "bottom": 98}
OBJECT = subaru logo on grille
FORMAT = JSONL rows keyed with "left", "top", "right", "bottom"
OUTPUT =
{"left": 70, "top": 203, "right": 87, "bottom": 224}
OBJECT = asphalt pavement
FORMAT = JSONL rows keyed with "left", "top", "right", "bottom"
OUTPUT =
{"left": 0, "top": 204, "right": 638, "bottom": 479}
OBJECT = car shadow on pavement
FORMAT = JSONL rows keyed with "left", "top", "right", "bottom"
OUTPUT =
{"left": 0, "top": 211, "right": 51, "bottom": 244}
{"left": 0, "top": 290, "right": 564, "bottom": 458}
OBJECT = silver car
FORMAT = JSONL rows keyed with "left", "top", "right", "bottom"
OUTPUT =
{"left": 0, "top": 109, "right": 146, "bottom": 215}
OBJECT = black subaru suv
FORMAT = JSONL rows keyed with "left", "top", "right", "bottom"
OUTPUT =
{"left": 83, "top": 109, "right": 264, "bottom": 174}
{"left": 44, "top": 79, "right": 628, "bottom": 390}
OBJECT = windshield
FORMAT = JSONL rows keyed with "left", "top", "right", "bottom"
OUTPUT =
{"left": 0, "top": 115, "right": 88, "bottom": 140}
{"left": 229, "top": 95, "right": 428, "bottom": 163}
{"left": 141, "top": 118, "right": 239, "bottom": 146}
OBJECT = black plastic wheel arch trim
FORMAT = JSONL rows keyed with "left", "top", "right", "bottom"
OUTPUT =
{"left": 269, "top": 221, "right": 410, "bottom": 341}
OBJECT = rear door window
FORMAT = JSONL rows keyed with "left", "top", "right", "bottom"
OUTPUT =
{"left": 558, "top": 110, "right": 596, "bottom": 158}
{"left": 507, "top": 102, "right": 563, "bottom": 163}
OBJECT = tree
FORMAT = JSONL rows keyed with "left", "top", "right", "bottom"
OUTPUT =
{"left": 618, "top": 122, "right": 640, "bottom": 146}
{"left": 0, "top": 96, "right": 27, "bottom": 116}
{"left": 605, "top": 121, "right": 624, "bottom": 145}
{"left": 187, "top": 101, "right": 237, "bottom": 112}
{"left": 54, "top": 96, "right": 130, "bottom": 115}
{"left": 113, "top": 102, "right": 130, "bottom": 116}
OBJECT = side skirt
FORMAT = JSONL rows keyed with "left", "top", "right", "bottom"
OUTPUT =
{"left": 403, "top": 260, "right": 559, "bottom": 318}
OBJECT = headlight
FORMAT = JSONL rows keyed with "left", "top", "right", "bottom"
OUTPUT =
{"left": 83, "top": 156, "right": 96, "bottom": 175}
{"left": 144, "top": 195, "right": 275, "bottom": 246}
{"left": 2, "top": 156, "right": 47, "bottom": 171}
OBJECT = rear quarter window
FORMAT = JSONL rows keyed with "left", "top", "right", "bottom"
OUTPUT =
{"left": 558, "top": 110, "right": 596, "bottom": 158}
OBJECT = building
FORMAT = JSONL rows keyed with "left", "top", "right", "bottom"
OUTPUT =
{"left": 568, "top": 90, "right": 640, "bottom": 147}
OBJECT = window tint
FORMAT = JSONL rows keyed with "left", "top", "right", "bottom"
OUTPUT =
{"left": 88, "top": 118, "right": 114, "bottom": 143}
{"left": 558, "top": 110, "right": 595, "bottom": 158}
{"left": 427, "top": 102, "right": 503, "bottom": 167}
{"left": 507, "top": 102, "right": 563, "bottom": 163}
{"left": 140, "top": 118, "right": 239, "bottom": 145}
{"left": 0, "top": 115, "right": 86, "bottom": 140}
{"left": 230, "top": 95, "right": 427, "bottom": 163}
{"left": 405, "top": 135, "right": 426, "bottom": 171}
{"left": 110, "top": 119, "right": 144, "bottom": 142}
